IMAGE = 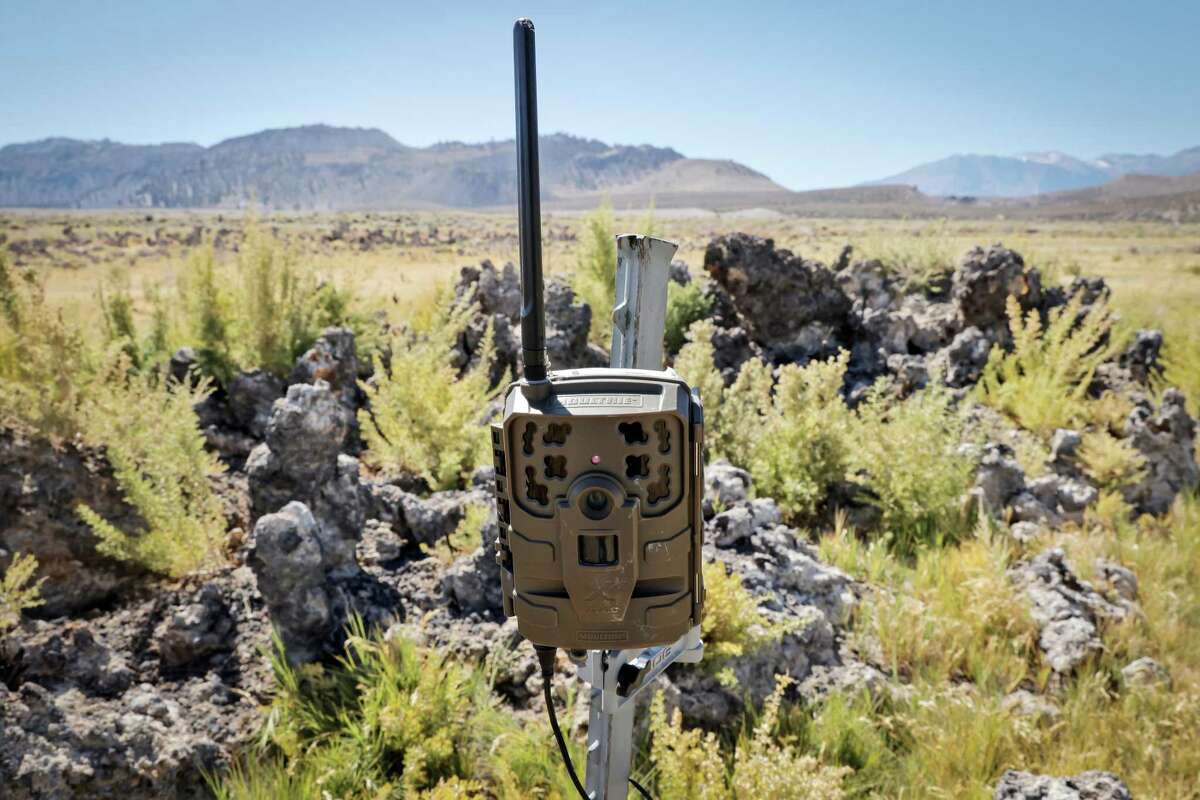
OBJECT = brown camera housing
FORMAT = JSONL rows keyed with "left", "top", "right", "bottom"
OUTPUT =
{"left": 491, "top": 367, "right": 705, "bottom": 651}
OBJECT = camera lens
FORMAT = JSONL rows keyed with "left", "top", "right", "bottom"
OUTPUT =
{"left": 582, "top": 489, "right": 611, "bottom": 520}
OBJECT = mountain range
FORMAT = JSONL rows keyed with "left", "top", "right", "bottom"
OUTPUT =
{"left": 0, "top": 126, "right": 784, "bottom": 210}
{"left": 2, "top": 125, "right": 1198, "bottom": 214}
{"left": 869, "top": 146, "right": 1200, "bottom": 198}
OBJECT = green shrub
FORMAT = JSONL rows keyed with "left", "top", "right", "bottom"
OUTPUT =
{"left": 175, "top": 223, "right": 373, "bottom": 384}
{"left": 1078, "top": 429, "right": 1146, "bottom": 493}
{"left": 573, "top": 200, "right": 618, "bottom": 346}
{"left": 674, "top": 322, "right": 853, "bottom": 521}
{"left": 701, "top": 561, "right": 775, "bottom": 666}
{"left": 747, "top": 352, "right": 852, "bottom": 521}
{"left": 976, "top": 294, "right": 1124, "bottom": 436}
{"left": 76, "top": 358, "right": 228, "bottom": 577}
{"left": 673, "top": 319, "right": 733, "bottom": 452}
{"left": 665, "top": 280, "right": 713, "bottom": 355}
{"left": 0, "top": 255, "right": 95, "bottom": 438}
{"left": 0, "top": 552, "right": 44, "bottom": 630}
{"left": 848, "top": 382, "right": 975, "bottom": 554}
{"left": 360, "top": 296, "right": 496, "bottom": 490}
{"left": 215, "top": 621, "right": 581, "bottom": 800}
{"left": 647, "top": 679, "right": 849, "bottom": 799}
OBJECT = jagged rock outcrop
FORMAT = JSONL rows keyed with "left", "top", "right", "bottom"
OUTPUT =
{"left": 451, "top": 260, "right": 606, "bottom": 382}
{"left": 704, "top": 234, "right": 851, "bottom": 365}
{"left": 1121, "top": 656, "right": 1171, "bottom": 690}
{"left": 442, "top": 513, "right": 504, "bottom": 616}
{"left": 1008, "top": 548, "right": 1133, "bottom": 675}
{"left": 0, "top": 425, "right": 145, "bottom": 616}
{"left": 244, "top": 378, "right": 411, "bottom": 662}
{"left": 993, "top": 769, "right": 1132, "bottom": 800}
{"left": 1122, "top": 389, "right": 1199, "bottom": 514}
{"left": 660, "top": 466, "right": 871, "bottom": 728}
{"left": 0, "top": 569, "right": 272, "bottom": 800}
{"left": 970, "top": 443, "right": 1098, "bottom": 527}
{"left": 953, "top": 245, "right": 1043, "bottom": 342}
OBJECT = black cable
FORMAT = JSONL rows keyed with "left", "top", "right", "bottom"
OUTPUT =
{"left": 535, "top": 645, "right": 657, "bottom": 800}
{"left": 629, "top": 776, "right": 653, "bottom": 799}
{"left": 542, "top": 668, "right": 589, "bottom": 799}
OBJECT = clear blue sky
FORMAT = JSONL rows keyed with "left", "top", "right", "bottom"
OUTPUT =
{"left": 2, "top": 0, "right": 1197, "bottom": 190}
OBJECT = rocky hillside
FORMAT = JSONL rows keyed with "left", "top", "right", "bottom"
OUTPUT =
{"left": 0, "top": 126, "right": 784, "bottom": 210}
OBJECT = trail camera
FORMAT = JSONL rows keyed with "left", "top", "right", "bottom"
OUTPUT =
{"left": 493, "top": 19, "right": 705, "bottom": 653}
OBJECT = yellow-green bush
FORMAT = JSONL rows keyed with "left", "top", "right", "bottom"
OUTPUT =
{"left": 665, "top": 280, "right": 713, "bottom": 355}
{"left": 746, "top": 352, "right": 853, "bottom": 521}
{"left": 976, "top": 294, "right": 1125, "bottom": 436}
{"left": 76, "top": 358, "right": 228, "bottom": 577}
{"left": 848, "top": 382, "right": 975, "bottom": 554}
{"left": 174, "top": 224, "right": 370, "bottom": 383}
{"left": 572, "top": 200, "right": 618, "bottom": 347}
{"left": 360, "top": 295, "right": 496, "bottom": 490}
{"left": 647, "top": 679, "right": 849, "bottom": 799}
{"left": 0, "top": 255, "right": 95, "bottom": 438}
{"left": 1078, "top": 429, "right": 1146, "bottom": 494}
{"left": 214, "top": 621, "right": 582, "bottom": 800}
{"left": 675, "top": 323, "right": 852, "bottom": 521}
{"left": 701, "top": 561, "right": 774, "bottom": 665}
{"left": 0, "top": 552, "right": 44, "bottom": 630}
{"left": 677, "top": 320, "right": 974, "bottom": 543}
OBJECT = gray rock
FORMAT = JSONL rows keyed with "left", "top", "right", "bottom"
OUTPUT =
{"left": 155, "top": 584, "right": 234, "bottom": 669}
{"left": 886, "top": 353, "right": 929, "bottom": 396}
{"left": 1122, "top": 389, "right": 1199, "bottom": 515}
{"left": 971, "top": 443, "right": 1027, "bottom": 514}
{"left": 1027, "top": 474, "right": 1098, "bottom": 523}
{"left": 247, "top": 502, "right": 335, "bottom": 663}
{"left": 709, "top": 505, "right": 756, "bottom": 548}
{"left": 290, "top": 327, "right": 359, "bottom": 408}
{"left": 168, "top": 346, "right": 197, "bottom": 385}
{"left": 668, "top": 259, "right": 692, "bottom": 285}
{"left": 226, "top": 369, "right": 286, "bottom": 440}
{"left": 1001, "top": 689, "right": 1060, "bottom": 723}
{"left": 1009, "top": 521, "right": 1044, "bottom": 543}
{"left": 664, "top": 508, "right": 860, "bottom": 728}
{"left": 1009, "top": 548, "right": 1131, "bottom": 675}
{"left": 993, "top": 769, "right": 1132, "bottom": 800}
{"left": 704, "top": 233, "right": 850, "bottom": 363}
{"left": 1095, "top": 559, "right": 1138, "bottom": 602}
{"left": 1121, "top": 656, "right": 1171, "bottom": 690}
{"left": 953, "top": 244, "right": 1042, "bottom": 342}
{"left": 247, "top": 380, "right": 364, "bottom": 572}
{"left": 451, "top": 261, "right": 604, "bottom": 381}
{"left": 442, "top": 514, "right": 504, "bottom": 616}
{"left": 1049, "top": 429, "right": 1083, "bottom": 475}
{"left": 0, "top": 566, "right": 272, "bottom": 800}
{"left": 0, "top": 425, "right": 145, "bottom": 616}
{"left": 936, "top": 326, "right": 992, "bottom": 387}
{"left": 703, "top": 459, "right": 752, "bottom": 517}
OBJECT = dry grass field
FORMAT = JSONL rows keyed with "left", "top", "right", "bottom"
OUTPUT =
{"left": 5, "top": 208, "right": 1198, "bottom": 406}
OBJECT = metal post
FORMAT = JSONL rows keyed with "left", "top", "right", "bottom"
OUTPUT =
{"left": 579, "top": 232, "right": 704, "bottom": 800}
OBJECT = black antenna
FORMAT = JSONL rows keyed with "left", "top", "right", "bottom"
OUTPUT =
{"left": 514, "top": 17, "right": 547, "bottom": 383}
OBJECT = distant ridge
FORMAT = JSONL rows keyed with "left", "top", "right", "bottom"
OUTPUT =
{"left": 868, "top": 146, "right": 1200, "bottom": 198}
{"left": 0, "top": 125, "right": 785, "bottom": 210}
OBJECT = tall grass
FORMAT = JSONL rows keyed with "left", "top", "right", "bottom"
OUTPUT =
{"left": 213, "top": 621, "right": 583, "bottom": 800}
